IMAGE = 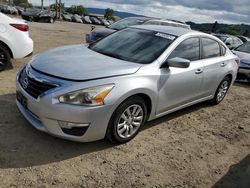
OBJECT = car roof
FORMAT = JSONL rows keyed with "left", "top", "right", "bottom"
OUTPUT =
{"left": 130, "top": 25, "right": 197, "bottom": 37}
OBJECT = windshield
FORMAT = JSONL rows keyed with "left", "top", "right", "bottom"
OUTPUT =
{"left": 108, "top": 18, "right": 148, "bottom": 30}
{"left": 89, "top": 28, "right": 175, "bottom": 64}
{"left": 235, "top": 42, "right": 250, "bottom": 53}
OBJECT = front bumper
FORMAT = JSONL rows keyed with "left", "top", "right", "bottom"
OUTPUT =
{"left": 16, "top": 71, "right": 115, "bottom": 142}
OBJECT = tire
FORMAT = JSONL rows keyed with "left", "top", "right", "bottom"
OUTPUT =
{"left": 49, "top": 18, "right": 55, "bottom": 23}
{"left": 106, "top": 96, "right": 147, "bottom": 144}
{"left": 0, "top": 44, "right": 11, "bottom": 72}
{"left": 211, "top": 76, "right": 231, "bottom": 105}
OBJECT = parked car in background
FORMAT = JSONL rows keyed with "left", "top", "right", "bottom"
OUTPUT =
{"left": 86, "top": 17, "right": 152, "bottom": 43}
{"left": 100, "top": 18, "right": 110, "bottom": 26}
{"left": 143, "top": 19, "right": 191, "bottom": 29}
{"left": 82, "top": 16, "right": 92, "bottom": 24}
{"left": 232, "top": 42, "right": 250, "bottom": 81}
{"left": 0, "top": 13, "right": 33, "bottom": 71}
{"left": 71, "top": 14, "right": 83, "bottom": 23}
{"left": 15, "top": 6, "right": 24, "bottom": 15}
{"left": 16, "top": 25, "right": 238, "bottom": 143}
{"left": 22, "top": 8, "right": 55, "bottom": 23}
{"left": 90, "top": 17, "right": 102, "bottom": 25}
{"left": 237, "top": 35, "right": 250, "bottom": 43}
{"left": 0, "top": 5, "right": 18, "bottom": 15}
{"left": 61, "top": 13, "right": 72, "bottom": 22}
{"left": 213, "top": 34, "right": 243, "bottom": 49}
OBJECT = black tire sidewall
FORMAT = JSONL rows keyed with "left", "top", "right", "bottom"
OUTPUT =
{"left": 106, "top": 96, "right": 147, "bottom": 144}
{"left": 213, "top": 77, "right": 230, "bottom": 104}
{"left": 0, "top": 44, "right": 11, "bottom": 71}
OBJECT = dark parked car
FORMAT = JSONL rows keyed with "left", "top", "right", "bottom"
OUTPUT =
{"left": 99, "top": 18, "right": 110, "bottom": 26}
{"left": 90, "top": 17, "right": 102, "bottom": 25}
{"left": 237, "top": 35, "right": 250, "bottom": 43}
{"left": 71, "top": 14, "right": 83, "bottom": 23}
{"left": 61, "top": 13, "right": 72, "bottom": 22}
{"left": 232, "top": 42, "right": 250, "bottom": 81}
{"left": 82, "top": 16, "right": 92, "bottom": 24}
{"left": 0, "top": 5, "right": 18, "bottom": 15}
{"left": 22, "top": 8, "right": 55, "bottom": 23}
{"left": 213, "top": 34, "right": 243, "bottom": 49}
{"left": 86, "top": 17, "right": 152, "bottom": 43}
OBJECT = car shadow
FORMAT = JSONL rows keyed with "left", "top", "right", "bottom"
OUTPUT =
{"left": 234, "top": 81, "right": 250, "bottom": 88}
{"left": 212, "top": 155, "right": 250, "bottom": 188}
{"left": 0, "top": 93, "right": 209, "bottom": 169}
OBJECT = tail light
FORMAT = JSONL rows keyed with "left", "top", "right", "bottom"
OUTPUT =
{"left": 235, "top": 59, "right": 240, "bottom": 66}
{"left": 10, "top": 24, "right": 29, "bottom": 32}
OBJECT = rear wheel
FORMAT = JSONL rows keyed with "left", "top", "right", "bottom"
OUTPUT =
{"left": 0, "top": 44, "right": 11, "bottom": 72}
{"left": 211, "top": 76, "right": 231, "bottom": 105}
{"left": 106, "top": 96, "right": 147, "bottom": 144}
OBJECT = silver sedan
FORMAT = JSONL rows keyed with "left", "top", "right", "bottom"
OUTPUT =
{"left": 16, "top": 25, "right": 239, "bottom": 143}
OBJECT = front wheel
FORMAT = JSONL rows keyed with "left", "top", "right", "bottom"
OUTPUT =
{"left": 211, "top": 77, "right": 231, "bottom": 105}
{"left": 106, "top": 96, "right": 147, "bottom": 144}
{"left": 0, "top": 44, "right": 11, "bottom": 72}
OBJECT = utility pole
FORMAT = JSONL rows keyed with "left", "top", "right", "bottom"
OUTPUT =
{"left": 55, "top": 0, "right": 58, "bottom": 19}
{"left": 41, "top": 0, "right": 43, "bottom": 9}
{"left": 59, "top": 0, "right": 62, "bottom": 19}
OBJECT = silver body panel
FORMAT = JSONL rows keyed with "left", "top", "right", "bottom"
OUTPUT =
{"left": 16, "top": 26, "right": 238, "bottom": 142}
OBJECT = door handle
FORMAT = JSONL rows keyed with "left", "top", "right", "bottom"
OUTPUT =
{"left": 195, "top": 69, "right": 203, "bottom": 74}
{"left": 221, "top": 62, "right": 226, "bottom": 67}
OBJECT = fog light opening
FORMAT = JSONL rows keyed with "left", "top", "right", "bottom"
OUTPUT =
{"left": 58, "top": 121, "right": 89, "bottom": 129}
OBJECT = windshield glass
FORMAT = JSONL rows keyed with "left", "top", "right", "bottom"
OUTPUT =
{"left": 89, "top": 28, "right": 175, "bottom": 64}
{"left": 108, "top": 18, "right": 148, "bottom": 30}
{"left": 235, "top": 42, "right": 250, "bottom": 53}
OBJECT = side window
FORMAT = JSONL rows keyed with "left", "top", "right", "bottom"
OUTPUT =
{"left": 202, "top": 38, "right": 221, "bottom": 59}
{"left": 168, "top": 38, "right": 200, "bottom": 61}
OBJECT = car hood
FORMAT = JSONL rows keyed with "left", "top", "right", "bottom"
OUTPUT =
{"left": 30, "top": 45, "right": 141, "bottom": 81}
{"left": 93, "top": 27, "right": 116, "bottom": 37}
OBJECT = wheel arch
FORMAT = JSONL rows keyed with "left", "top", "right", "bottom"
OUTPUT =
{"left": 0, "top": 40, "right": 13, "bottom": 58}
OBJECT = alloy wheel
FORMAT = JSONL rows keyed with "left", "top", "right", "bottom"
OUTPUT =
{"left": 217, "top": 80, "right": 229, "bottom": 102}
{"left": 117, "top": 104, "right": 144, "bottom": 139}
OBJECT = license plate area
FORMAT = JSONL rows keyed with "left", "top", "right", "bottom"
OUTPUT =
{"left": 16, "top": 91, "right": 28, "bottom": 109}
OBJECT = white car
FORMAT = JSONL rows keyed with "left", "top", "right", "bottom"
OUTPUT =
{"left": 0, "top": 13, "right": 33, "bottom": 71}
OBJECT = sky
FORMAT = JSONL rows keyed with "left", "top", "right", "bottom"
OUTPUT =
{"left": 29, "top": 0, "right": 250, "bottom": 25}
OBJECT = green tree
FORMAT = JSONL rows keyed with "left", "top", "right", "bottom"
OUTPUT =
{"left": 104, "top": 8, "right": 115, "bottom": 21}
{"left": 67, "top": 5, "right": 88, "bottom": 16}
{"left": 13, "top": 0, "right": 32, "bottom": 7}
{"left": 211, "top": 21, "right": 218, "bottom": 33}
{"left": 50, "top": 2, "right": 64, "bottom": 12}
{"left": 243, "top": 30, "right": 249, "bottom": 37}
{"left": 220, "top": 28, "right": 240, "bottom": 36}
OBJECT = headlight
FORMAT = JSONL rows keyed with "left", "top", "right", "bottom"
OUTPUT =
{"left": 59, "top": 84, "right": 114, "bottom": 106}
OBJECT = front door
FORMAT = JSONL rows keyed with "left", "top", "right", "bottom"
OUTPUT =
{"left": 156, "top": 37, "right": 204, "bottom": 115}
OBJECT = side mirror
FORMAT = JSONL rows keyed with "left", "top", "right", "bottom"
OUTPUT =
{"left": 161, "top": 57, "right": 191, "bottom": 69}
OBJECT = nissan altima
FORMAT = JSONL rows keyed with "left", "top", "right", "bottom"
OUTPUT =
{"left": 16, "top": 25, "right": 239, "bottom": 143}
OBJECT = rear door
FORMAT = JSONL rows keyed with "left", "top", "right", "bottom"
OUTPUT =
{"left": 200, "top": 37, "right": 227, "bottom": 96}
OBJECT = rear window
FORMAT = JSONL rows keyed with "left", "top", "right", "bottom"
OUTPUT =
{"left": 202, "top": 38, "right": 220, "bottom": 59}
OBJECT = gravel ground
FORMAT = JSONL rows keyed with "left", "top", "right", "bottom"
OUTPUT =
{"left": 0, "top": 21, "right": 249, "bottom": 188}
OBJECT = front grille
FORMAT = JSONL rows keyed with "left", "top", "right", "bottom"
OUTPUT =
{"left": 18, "top": 68, "right": 58, "bottom": 99}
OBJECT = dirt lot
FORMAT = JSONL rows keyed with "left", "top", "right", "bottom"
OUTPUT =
{"left": 0, "top": 21, "right": 249, "bottom": 188}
